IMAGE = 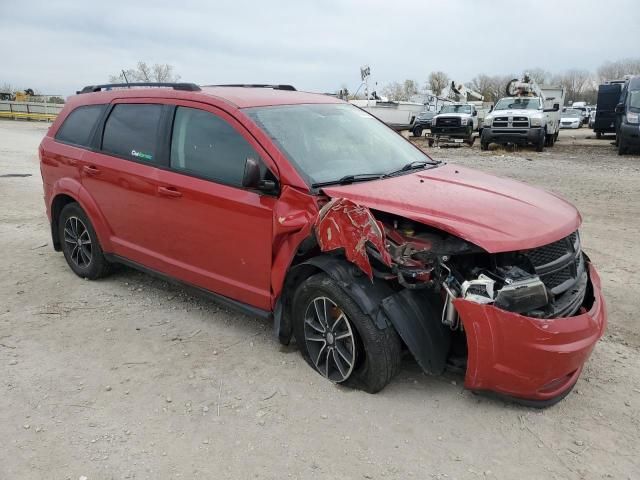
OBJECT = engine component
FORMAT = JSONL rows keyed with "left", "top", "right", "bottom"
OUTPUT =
{"left": 461, "top": 274, "right": 495, "bottom": 304}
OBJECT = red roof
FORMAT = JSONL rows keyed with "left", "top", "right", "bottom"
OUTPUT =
{"left": 201, "top": 86, "right": 343, "bottom": 108}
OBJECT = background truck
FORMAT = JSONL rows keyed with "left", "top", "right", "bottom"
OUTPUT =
{"left": 481, "top": 75, "right": 564, "bottom": 152}
{"left": 427, "top": 81, "right": 485, "bottom": 145}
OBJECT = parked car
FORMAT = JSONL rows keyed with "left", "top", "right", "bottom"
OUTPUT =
{"left": 39, "top": 82, "right": 606, "bottom": 405}
{"left": 560, "top": 108, "right": 582, "bottom": 129}
{"left": 615, "top": 75, "right": 640, "bottom": 155}
{"left": 412, "top": 111, "right": 436, "bottom": 137}
{"left": 588, "top": 109, "right": 596, "bottom": 129}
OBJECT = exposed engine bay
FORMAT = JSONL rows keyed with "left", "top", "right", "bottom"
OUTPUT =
{"left": 374, "top": 210, "right": 590, "bottom": 322}
{"left": 315, "top": 199, "right": 591, "bottom": 329}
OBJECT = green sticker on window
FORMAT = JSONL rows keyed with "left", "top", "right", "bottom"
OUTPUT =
{"left": 131, "top": 149, "right": 153, "bottom": 161}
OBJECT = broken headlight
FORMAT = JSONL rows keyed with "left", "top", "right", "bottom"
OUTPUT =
{"left": 494, "top": 276, "right": 548, "bottom": 314}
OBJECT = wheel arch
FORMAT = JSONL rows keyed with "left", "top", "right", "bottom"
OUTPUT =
{"left": 49, "top": 180, "right": 113, "bottom": 253}
{"left": 274, "top": 254, "right": 395, "bottom": 346}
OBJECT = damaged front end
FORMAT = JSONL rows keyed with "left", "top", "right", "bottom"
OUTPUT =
{"left": 312, "top": 198, "right": 606, "bottom": 404}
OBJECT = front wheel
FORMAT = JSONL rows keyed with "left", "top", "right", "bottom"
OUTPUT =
{"left": 59, "top": 203, "right": 112, "bottom": 279}
{"left": 292, "top": 273, "right": 402, "bottom": 393}
{"left": 535, "top": 131, "right": 545, "bottom": 152}
{"left": 413, "top": 127, "right": 423, "bottom": 137}
{"left": 618, "top": 135, "right": 628, "bottom": 155}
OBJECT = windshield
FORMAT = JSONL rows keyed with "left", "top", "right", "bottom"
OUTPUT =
{"left": 245, "top": 104, "right": 437, "bottom": 186}
{"left": 439, "top": 104, "right": 472, "bottom": 114}
{"left": 629, "top": 90, "right": 640, "bottom": 111}
{"left": 563, "top": 109, "right": 581, "bottom": 118}
{"left": 494, "top": 97, "right": 541, "bottom": 110}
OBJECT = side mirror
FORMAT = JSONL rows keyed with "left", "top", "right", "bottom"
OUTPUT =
{"left": 242, "top": 157, "right": 261, "bottom": 189}
{"left": 242, "top": 157, "right": 279, "bottom": 194}
{"left": 489, "top": 106, "right": 493, "bottom": 112}
{"left": 615, "top": 103, "right": 625, "bottom": 114}
{"left": 472, "top": 110, "right": 478, "bottom": 117}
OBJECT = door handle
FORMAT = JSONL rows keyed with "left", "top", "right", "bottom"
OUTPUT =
{"left": 158, "top": 186, "right": 182, "bottom": 198}
{"left": 82, "top": 165, "right": 100, "bottom": 176}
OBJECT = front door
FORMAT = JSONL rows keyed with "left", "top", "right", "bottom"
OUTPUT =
{"left": 153, "top": 104, "right": 277, "bottom": 310}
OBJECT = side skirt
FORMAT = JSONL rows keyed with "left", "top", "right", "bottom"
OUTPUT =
{"left": 104, "top": 254, "right": 272, "bottom": 321}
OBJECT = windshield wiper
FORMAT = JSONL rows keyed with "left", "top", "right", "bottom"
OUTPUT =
{"left": 311, "top": 173, "right": 385, "bottom": 188}
{"left": 384, "top": 160, "right": 439, "bottom": 177}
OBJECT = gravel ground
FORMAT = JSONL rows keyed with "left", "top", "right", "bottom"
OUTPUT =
{"left": 1, "top": 120, "right": 639, "bottom": 480}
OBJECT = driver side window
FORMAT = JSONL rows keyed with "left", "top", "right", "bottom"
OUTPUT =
{"left": 170, "top": 107, "right": 264, "bottom": 187}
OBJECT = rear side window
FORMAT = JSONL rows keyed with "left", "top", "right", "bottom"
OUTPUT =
{"left": 55, "top": 104, "right": 106, "bottom": 147}
{"left": 170, "top": 107, "right": 261, "bottom": 186}
{"left": 102, "top": 104, "right": 163, "bottom": 163}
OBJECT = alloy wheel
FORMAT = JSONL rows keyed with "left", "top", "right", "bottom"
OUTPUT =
{"left": 63, "top": 216, "right": 92, "bottom": 268}
{"left": 303, "top": 296, "right": 356, "bottom": 383}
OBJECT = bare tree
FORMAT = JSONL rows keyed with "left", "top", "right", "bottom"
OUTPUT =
{"left": 381, "top": 81, "right": 404, "bottom": 100}
{"left": 524, "top": 68, "right": 551, "bottom": 85}
{"left": 402, "top": 79, "right": 420, "bottom": 99}
{"left": 597, "top": 58, "right": 640, "bottom": 82}
{"left": 109, "top": 62, "right": 181, "bottom": 83}
{"left": 467, "top": 74, "right": 515, "bottom": 102}
{"left": 552, "top": 69, "right": 593, "bottom": 103}
{"left": 427, "top": 71, "right": 449, "bottom": 96}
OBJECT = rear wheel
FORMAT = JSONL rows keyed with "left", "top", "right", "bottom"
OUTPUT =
{"left": 596, "top": 131, "right": 602, "bottom": 139}
{"left": 59, "top": 203, "right": 111, "bottom": 279}
{"left": 545, "top": 133, "right": 555, "bottom": 147}
{"left": 292, "top": 273, "right": 402, "bottom": 393}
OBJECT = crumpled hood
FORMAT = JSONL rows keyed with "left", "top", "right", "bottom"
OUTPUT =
{"left": 321, "top": 164, "right": 581, "bottom": 253}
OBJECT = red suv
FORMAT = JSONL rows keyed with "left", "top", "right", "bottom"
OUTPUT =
{"left": 39, "top": 83, "right": 606, "bottom": 406}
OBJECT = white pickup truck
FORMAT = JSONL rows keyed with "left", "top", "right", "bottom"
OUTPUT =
{"left": 481, "top": 83, "right": 565, "bottom": 152}
{"left": 429, "top": 103, "right": 479, "bottom": 143}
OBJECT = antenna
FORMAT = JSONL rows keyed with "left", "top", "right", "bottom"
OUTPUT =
{"left": 122, "top": 70, "right": 130, "bottom": 87}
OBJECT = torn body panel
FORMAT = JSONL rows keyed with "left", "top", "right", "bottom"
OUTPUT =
{"left": 455, "top": 262, "right": 606, "bottom": 402}
{"left": 314, "top": 198, "right": 392, "bottom": 279}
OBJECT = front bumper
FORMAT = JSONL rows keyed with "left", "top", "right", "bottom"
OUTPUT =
{"left": 453, "top": 262, "right": 607, "bottom": 404}
{"left": 481, "top": 126, "right": 543, "bottom": 145}
{"left": 560, "top": 122, "right": 580, "bottom": 129}
{"left": 431, "top": 125, "right": 469, "bottom": 137}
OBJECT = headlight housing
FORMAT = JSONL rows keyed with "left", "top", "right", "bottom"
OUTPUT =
{"left": 627, "top": 112, "right": 639, "bottom": 124}
{"left": 460, "top": 117, "right": 468, "bottom": 125}
{"left": 530, "top": 117, "right": 542, "bottom": 127}
{"left": 483, "top": 117, "right": 492, "bottom": 127}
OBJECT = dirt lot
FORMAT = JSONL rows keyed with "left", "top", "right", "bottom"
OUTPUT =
{"left": 1, "top": 120, "right": 639, "bottom": 480}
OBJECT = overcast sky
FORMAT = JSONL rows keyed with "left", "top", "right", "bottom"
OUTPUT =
{"left": 2, "top": 0, "right": 639, "bottom": 96}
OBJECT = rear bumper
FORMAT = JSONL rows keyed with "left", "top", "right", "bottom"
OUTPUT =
{"left": 481, "top": 126, "right": 543, "bottom": 145}
{"left": 454, "top": 262, "right": 607, "bottom": 404}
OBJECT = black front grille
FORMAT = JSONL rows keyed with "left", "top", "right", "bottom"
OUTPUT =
{"left": 493, "top": 116, "right": 509, "bottom": 127}
{"left": 527, "top": 238, "right": 571, "bottom": 267}
{"left": 523, "top": 231, "right": 583, "bottom": 297}
{"left": 438, "top": 117, "right": 461, "bottom": 127}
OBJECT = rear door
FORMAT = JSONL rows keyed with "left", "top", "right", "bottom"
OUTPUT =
{"left": 80, "top": 100, "right": 171, "bottom": 268}
{"left": 153, "top": 102, "right": 277, "bottom": 310}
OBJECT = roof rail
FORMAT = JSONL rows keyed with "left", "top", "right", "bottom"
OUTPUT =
{"left": 205, "top": 84, "right": 297, "bottom": 91}
{"left": 77, "top": 82, "right": 201, "bottom": 94}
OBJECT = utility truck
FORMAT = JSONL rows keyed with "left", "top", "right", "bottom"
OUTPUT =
{"left": 428, "top": 82, "right": 485, "bottom": 146}
{"left": 481, "top": 75, "right": 565, "bottom": 152}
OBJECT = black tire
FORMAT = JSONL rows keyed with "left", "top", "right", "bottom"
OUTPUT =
{"left": 545, "top": 133, "right": 555, "bottom": 147}
{"left": 413, "top": 127, "right": 423, "bottom": 137}
{"left": 292, "top": 273, "right": 402, "bottom": 393}
{"left": 618, "top": 135, "right": 628, "bottom": 155}
{"left": 427, "top": 139, "right": 435, "bottom": 147}
{"left": 466, "top": 125, "right": 474, "bottom": 145}
{"left": 480, "top": 141, "right": 489, "bottom": 151}
{"left": 596, "top": 131, "right": 602, "bottom": 139}
{"left": 59, "top": 203, "right": 112, "bottom": 279}
{"left": 535, "top": 131, "right": 545, "bottom": 152}
{"left": 554, "top": 132, "right": 559, "bottom": 142}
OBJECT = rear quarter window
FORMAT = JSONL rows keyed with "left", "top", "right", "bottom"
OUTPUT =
{"left": 102, "top": 104, "right": 163, "bottom": 163}
{"left": 55, "top": 104, "right": 106, "bottom": 147}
